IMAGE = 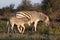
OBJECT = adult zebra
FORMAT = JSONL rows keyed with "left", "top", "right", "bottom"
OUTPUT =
{"left": 15, "top": 11, "right": 50, "bottom": 32}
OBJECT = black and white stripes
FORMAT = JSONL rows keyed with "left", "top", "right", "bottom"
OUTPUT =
{"left": 16, "top": 11, "right": 31, "bottom": 19}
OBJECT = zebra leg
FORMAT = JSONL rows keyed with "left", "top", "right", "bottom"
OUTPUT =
{"left": 21, "top": 24, "right": 25, "bottom": 33}
{"left": 11, "top": 24, "right": 14, "bottom": 32}
{"left": 34, "top": 20, "right": 39, "bottom": 32}
{"left": 28, "top": 22, "right": 31, "bottom": 26}
{"left": 8, "top": 25, "right": 10, "bottom": 33}
{"left": 7, "top": 21, "right": 11, "bottom": 33}
{"left": 17, "top": 25, "right": 22, "bottom": 33}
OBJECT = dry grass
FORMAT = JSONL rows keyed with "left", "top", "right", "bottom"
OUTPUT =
{"left": 0, "top": 33, "right": 47, "bottom": 39}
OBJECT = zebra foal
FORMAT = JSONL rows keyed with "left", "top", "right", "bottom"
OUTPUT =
{"left": 7, "top": 16, "right": 31, "bottom": 33}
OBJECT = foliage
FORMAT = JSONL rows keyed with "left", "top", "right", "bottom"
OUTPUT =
{"left": 42, "top": 0, "right": 60, "bottom": 13}
{"left": 17, "top": 0, "right": 33, "bottom": 11}
{"left": 49, "top": 22, "right": 60, "bottom": 34}
{"left": 33, "top": 3, "right": 42, "bottom": 12}
{"left": 37, "top": 25, "right": 49, "bottom": 34}
{"left": 42, "top": 0, "right": 60, "bottom": 20}
{"left": 0, "top": 20, "right": 7, "bottom": 32}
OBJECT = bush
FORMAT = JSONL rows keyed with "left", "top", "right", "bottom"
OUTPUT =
{"left": 37, "top": 25, "right": 49, "bottom": 34}
{"left": 48, "top": 22, "right": 60, "bottom": 34}
{"left": 0, "top": 20, "right": 7, "bottom": 32}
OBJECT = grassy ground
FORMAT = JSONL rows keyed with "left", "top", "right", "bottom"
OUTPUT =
{"left": 0, "top": 16, "right": 60, "bottom": 40}
{"left": 0, "top": 33, "right": 48, "bottom": 39}
{"left": 0, "top": 33, "right": 60, "bottom": 40}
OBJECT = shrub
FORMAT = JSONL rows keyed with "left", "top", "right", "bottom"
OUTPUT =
{"left": 0, "top": 20, "right": 7, "bottom": 32}
{"left": 37, "top": 25, "right": 49, "bottom": 34}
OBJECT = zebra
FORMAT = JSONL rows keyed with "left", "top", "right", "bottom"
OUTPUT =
{"left": 15, "top": 11, "right": 50, "bottom": 32}
{"left": 7, "top": 16, "right": 31, "bottom": 33}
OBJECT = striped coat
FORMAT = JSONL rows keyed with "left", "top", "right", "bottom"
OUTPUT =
{"left": 15, "top": 11, "right": 50, "bottom": 32}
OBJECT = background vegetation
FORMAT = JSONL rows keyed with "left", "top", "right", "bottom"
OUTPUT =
{"left": 0, "top": 0, "right": 60, "bottom": 39}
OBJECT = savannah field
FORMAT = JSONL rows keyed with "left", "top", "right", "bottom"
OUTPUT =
{"left": 0, "top": 0, "right": 60, "bottom": 40}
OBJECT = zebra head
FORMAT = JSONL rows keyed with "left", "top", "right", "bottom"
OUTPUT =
{"left": 39, "top": 12, "right": 50, "bottom": 26}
